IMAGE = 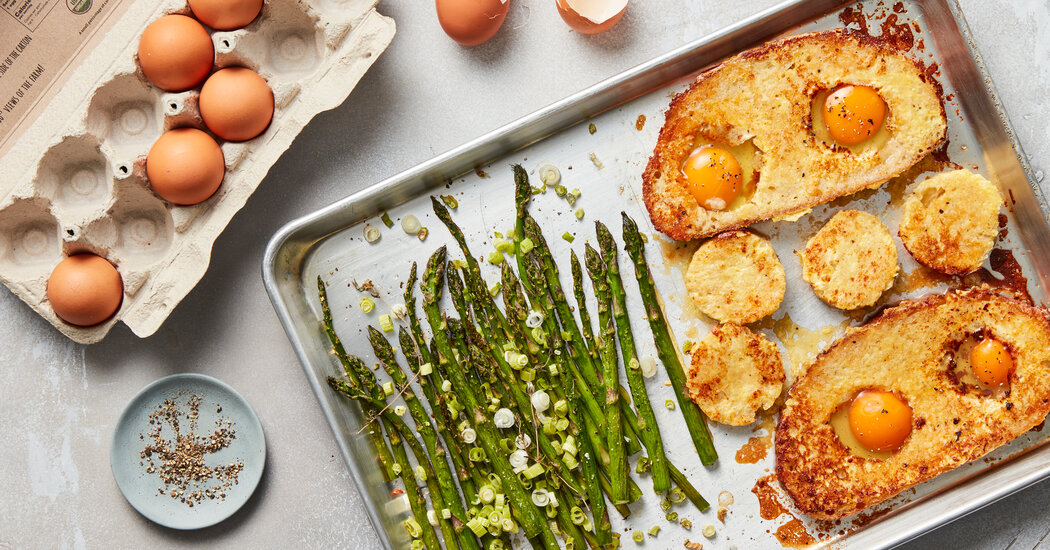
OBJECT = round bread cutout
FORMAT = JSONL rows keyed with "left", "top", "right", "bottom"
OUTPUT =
{"left": 898, "top": 170, "right": 1001, "bottom": 274}
{"left": 800, "top": 209, "right": 898, "bottom": 310}
{"left": 685, "top": 230, "right": 785, "bottom": 324}
{"left": 687, "top": 323, "right": 785, "bottom": 426}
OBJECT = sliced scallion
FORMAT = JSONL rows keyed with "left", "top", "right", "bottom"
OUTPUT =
{"left": 400, "top": 214, "right": 421, "bottom": 234}
{"left": 364, "top": 224, "right": 381, "bottom": 243}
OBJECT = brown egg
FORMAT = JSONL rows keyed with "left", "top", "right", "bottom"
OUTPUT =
{"left": 199, "top": 67, "right": 274, "bottom": 142}
{"left": 555, "top": 0, "right": 627, "bottom": 34}
{"left": 48, "top": 254, "right": 124, "bottom": 326}
{"left": 137, "top": 15, "right": 215, "bottom": 92}
{"left": 188, "top": 0, "right": 263, "bottom": 31}
{"left": 146, "top": 128, "right": 225, "bottom": 205}
{"left": 435, "top": 0, "right": 509, "bottom": 46}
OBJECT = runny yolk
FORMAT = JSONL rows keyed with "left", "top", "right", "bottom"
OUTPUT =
{"left": 682, "top": 146, "right": 742, "bottom": 211}
{"left": 823, "top": 85, "right": 887, "bottom": 146}
{"left": 848, "top": 389, "right": 912, "bottom": 452}
{"left": 970, "top": 337, "right": 1013, "bottom": 387}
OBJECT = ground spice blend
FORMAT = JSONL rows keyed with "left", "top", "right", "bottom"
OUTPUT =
{"left": 139, "top": 392, "right": 245, "bottom": 507}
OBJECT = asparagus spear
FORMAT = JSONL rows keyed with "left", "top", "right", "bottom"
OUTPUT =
{"left": 523, "top": 216, "right": 602, "bottom": 390}
{"left": 368, "top": 327, "right": 479, "bottom": 550}
{"left": 317, "top": 276, "right": 396, "bottom": 482}
{"left": 523, "top": 216, "right": 645, "bottom": 458}
{"left": 501, "top": 260, "right": 540, "bottom": 358}
{"left": 522, "top": 251, "right": 647, "bottom": 515}
{"left": 621, "top": 212, "right": 718, "bottom": 466}
{"left": 570, "top": 250, "right": 599, "bottom": 364}
{"left": 513, "top": 164, "right": 535, "bottom": 296}
{"left": 455, "top": 263, "right": 587, "bottom": 499}
{"left": 549, "top": 324, "right": 612, "bottom": 545}
{"left": 385, "top": 419, "right": 443, "bottom": 550}
{"left": 583, "top": 244, "right": 629, "bottom": 505}
{"left": 404, "top": 263, "right": 433, "bottom": 366}
{"left": 431, "top": 196, "right": 519, "bottom": 345}
{"left": 327, "top": 372, "right": 461, "bottom": 550}
{"left": 596, "top": 221, "right": 670, "bottom": 494}
{"left": 398, "top": 327, "right": 480, "bottom": 499}
{"left": 421, "top": 247, "right": 559, "bottom": 548}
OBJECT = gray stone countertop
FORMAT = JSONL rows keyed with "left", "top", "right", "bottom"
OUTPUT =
{"left": 2, "top": 0, "right": 1048, "bottom": 548}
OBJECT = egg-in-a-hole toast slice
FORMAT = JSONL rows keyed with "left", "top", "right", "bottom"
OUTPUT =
{"left": 644, "top": 29, "right": 946, "bottom": 241}
{"left": 776, "top": 286, "right": 1050, "bottom": 520}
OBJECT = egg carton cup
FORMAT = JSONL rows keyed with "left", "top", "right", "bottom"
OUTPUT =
{"left": 0, "top": 0, "right": 395, "bottom": 343}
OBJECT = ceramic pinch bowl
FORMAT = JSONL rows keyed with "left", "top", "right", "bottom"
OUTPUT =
{"left": 110, "top": 373, "right": 266, "bottom": 530}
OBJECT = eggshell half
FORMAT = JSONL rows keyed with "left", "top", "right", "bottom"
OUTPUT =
{"left": 555, "top": 0, "right": 627, "bottom": 34}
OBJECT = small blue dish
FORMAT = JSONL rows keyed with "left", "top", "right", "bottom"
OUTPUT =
{"left": 110, "top": 373, "right": 266, "bottom": 530}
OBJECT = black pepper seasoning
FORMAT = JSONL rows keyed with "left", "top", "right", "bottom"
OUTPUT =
{"left": 140, "top": 392, "right": 245, "bottom": 507}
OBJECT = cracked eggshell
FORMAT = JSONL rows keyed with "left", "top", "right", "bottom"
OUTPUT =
{"left": 555, "top": 0, "right": 628, "bottom": 34}
{"left": 0, "top": 0, "right": 396, "bottom": 343}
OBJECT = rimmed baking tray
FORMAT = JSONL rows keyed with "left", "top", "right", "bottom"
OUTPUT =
{"left": 263, "top": 0, "right": 1050, "bottom": 547}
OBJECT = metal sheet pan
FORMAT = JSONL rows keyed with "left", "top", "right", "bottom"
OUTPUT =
{"left": 263, "top": 0, "right": 1050, "bottom": 547}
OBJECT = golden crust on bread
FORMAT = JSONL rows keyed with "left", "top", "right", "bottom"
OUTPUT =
{"left": 898, "top": 169, "right": 1002, "bottom": 274}
{"left": 775, "top": 287, "right": 1050, "bottom": 520}
{"left": 685, "top": 230, "right": 785, "bottom": 324}
{"left": 800, "top": 209, "right": 899, "bottom": 310}
{"left": 643, "top": 29, "right": 946, "bottom": 240}
{"left": 688, "top": 323, "right": 785, "bottom": 426}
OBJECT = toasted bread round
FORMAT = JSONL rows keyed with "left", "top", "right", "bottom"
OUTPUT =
{"left": 898, "top": 169, "right": 1002, "bottom": 274}
{"left": 775, "top": 287, "right": 1050, "bottom": 520}
{"left": 800, "top": 209, "right": 898, "bottom": 309}
{"left": 643, "top": 29, "right": 946, "bottom": 240}
{"left": 685, "top": 230, "right": 785, "bottom": 324}
{"left": 687, "top": 323, "right": 785, "bottom": 426}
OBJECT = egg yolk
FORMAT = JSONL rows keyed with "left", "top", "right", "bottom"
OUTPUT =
{"left": 682, "top": 146, "right": 742, "bottom": 210}
{"left": 970, "top": 337, "right": 1013, "bottom": 387}
{"left": 848, "top": 389, "right": 912, "bottom": 452}
{"left": 823, "top": 85, "right": 887, "bottom": 146}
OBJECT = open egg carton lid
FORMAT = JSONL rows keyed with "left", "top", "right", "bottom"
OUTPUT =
{"left": 0, "top": 0, "right": 395, "bottom": 343}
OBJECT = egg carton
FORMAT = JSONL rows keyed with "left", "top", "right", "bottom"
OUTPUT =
{"left": 0, "top": 0, "right": 395, "bottom": 343}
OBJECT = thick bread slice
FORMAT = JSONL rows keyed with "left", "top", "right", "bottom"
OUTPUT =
{"left": 644, "top": 29, "right": 946, "bottom": 241}
{"left": 775, "top": 287, "right": 1050, "bottom": 520}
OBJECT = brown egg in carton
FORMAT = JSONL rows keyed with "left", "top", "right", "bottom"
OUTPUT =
{"left": 0, "top": 0, "right": 395, "bottom": 343}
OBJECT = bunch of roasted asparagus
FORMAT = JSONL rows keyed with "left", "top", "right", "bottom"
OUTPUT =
{"left": 318, "top": 165, "right": 717, "bottom": 549}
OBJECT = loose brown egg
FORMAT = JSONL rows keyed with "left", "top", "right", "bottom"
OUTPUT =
{"left": 146, "top": 128, "right": 225, "bottom": 205}
{"left": 137, "top": 14, "right": 215, "bottom": 92}
{"left": 48, "top": 254, "right": 124, "bottom": 326}
{"left": 556, "top": 0, "right": 627, "bottom": 34}
{"left": 435, "top": 0, "right": 509, "bottom": 46}
{"left": 188, "top": 0, "right": 263, "bottom": 31}
{"left": 199, "top": 67, "right": 274, "bottom": 142}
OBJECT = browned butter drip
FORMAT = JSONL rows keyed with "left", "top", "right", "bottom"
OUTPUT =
{"left": 752, "top": 474, "right": 787, "bottom": 520}
{"left": 736, "top": 414, "right": 776, "bottom": 464}
{"left": 777, "top": 518, "right": 818, "bottom": 548}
